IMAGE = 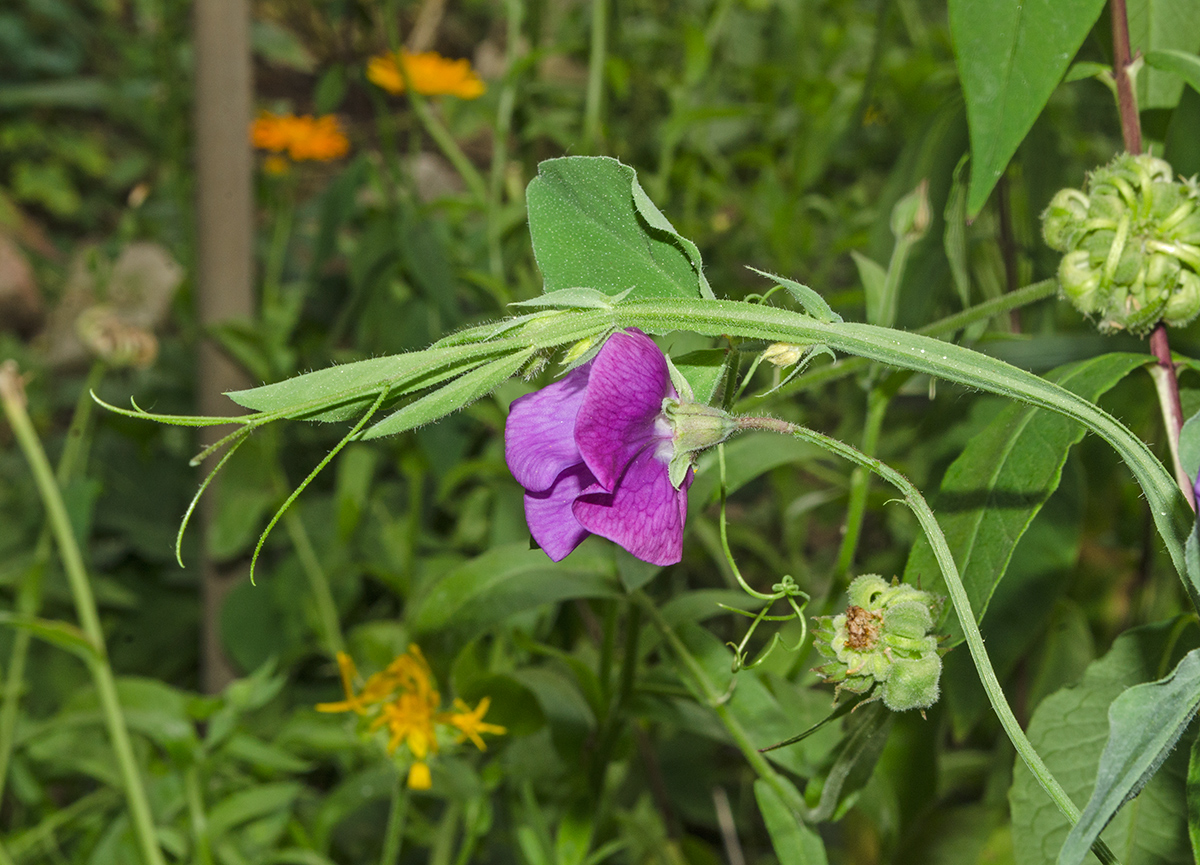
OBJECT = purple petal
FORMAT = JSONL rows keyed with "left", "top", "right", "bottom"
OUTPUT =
{"left": 524, "top": 463, "right": 600, "bottom": 561}
{"left": 575, "top": 330, "right": 676, "bottom": 491}
{"left": 572, "top": 449, "right": 693, "bottom": 566}
{"left": 505, "top": 363, "right": 592, "bottom": 493}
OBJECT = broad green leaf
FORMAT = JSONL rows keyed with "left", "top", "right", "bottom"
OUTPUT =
{"left": 1145, "top": 49, "right": 1200, "bottom": 97}
{"left": 754, "top": 779, "right": 828, "bottom": 865}
{"left": 526, "top": 156, "right": 709, "bottom": 300}
{"left": 904, "top": 352, "right": 1149, "bottom": 643}
{"left": 359, "top": 348, "right": 534, "bottom": 440}
{"left": 671, "top": 348, "right": 730, "bottom": 405}
{"left": 1010, "top": 620, "right": 1197, "bottom": 865}
{"left": 1059, "top": 648, "right": 1200, "bottom": 865}
{"left": 0, "top": 612, "right": 100, "bottom": 662}
{"left": 1128, "top": 2, "right": 1200, "bottom": 109}
{"left": 950, "top": 0, "right": 1106, "bottom": 215}
{"left": 408, "top": 542, "right": 619, "bottom": 641}
{"left": 555, "top": 807, "right": 596, "bottom": 865}
{"left": 850, "top": 251, "right": 887, "bottom": 325}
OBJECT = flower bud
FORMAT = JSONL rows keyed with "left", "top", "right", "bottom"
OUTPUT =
{"left": 761, "top": 342, "right": 809, "bottom": 368}
{"left": 1165, "top": 269, "right": 1200, "bottom": 327}
{"left": 1058, "top": 250, "right": 1102, "bottom": 313}
{"left": 891, "top": 180, "right": 931, "bottom": 243}
{"left": 1042, "top": 188, "right": 1090, "bottom": 251}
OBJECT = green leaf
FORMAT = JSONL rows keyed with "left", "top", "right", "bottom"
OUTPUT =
{"left": 359, "top": 348, "right": 534, "bottom": 440}
{"left": 207, "top": 782, "right": 302, "bottom": 842}
{"left": 850, "top": 251, "right": 887, "bottom": 325}
{"left": 526, "top": 156, "right": 710, "bottom": 300}
{"left": 950, "top": 0, "right": 1106, "bottom": 215}
{"left": 1010, "top": 620, "right": 1197, "bottom": 865}
{"left": 1145, "top": 49, "right": 1200, "bottom": 97}
{"left": 1059, "top": 648, "right": 1200, "bottom": 865}
{"left": 226, "top": 341, "right": 520, "bottom": 420}
{"left": 408, "top": 542, "right": 619, "bottom": 642}
{"left": 1129, "top": 2, "right": 1200, "bottom": 109}
{"left": 1188, "top": 732, "right": 1200, "bottom": 860}
{"left": 671, "top": 348, "right": 730, "bottom": 405}
{"left": 754, "top": 779, "right": 828, "bottom": 865}
{"left": 746, "top": 267, "right": 842, "bottom": 323}
{"left": 0, "top": 612, "right": 100, "bottom": 662}
{"left": 903, "top": 352, "right": 1149, "bottom": 643}
{"left": 0, "top": 78, "right": 110, "bottom": 109}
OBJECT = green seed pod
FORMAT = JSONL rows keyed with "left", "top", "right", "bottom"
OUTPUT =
{"left": 882, "top": 654, "right": 942, "bottom": 712}
{"left": 1165, "top": 269, "right": 1200, "bottom": 327}
{"left": 1042, "top": 152, "right": 1200, "bottom": 335}
{"left": 1042, "top": 188, "right": 1090, "bottom": 251}
{"left": 1059, "top": 250, "right": 1103, "bottom": 313}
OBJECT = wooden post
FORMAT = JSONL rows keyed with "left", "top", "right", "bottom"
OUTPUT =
{"left": 194, "top": 0, "right": 254, "bottom": 691}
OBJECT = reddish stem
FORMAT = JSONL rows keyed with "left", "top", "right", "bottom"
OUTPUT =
{"left": 1150, "top": 324, "right": 1183, "bottom": 433}
{"left": 1110, "top": 0, "right": 1142, "bottom": 155}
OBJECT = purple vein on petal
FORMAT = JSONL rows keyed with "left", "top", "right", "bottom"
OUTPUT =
{"left": 573, "top": 449, "right": 692, "bottom": 567}
{"left": 575, "top": 330, "right": 675, "bottom": 491}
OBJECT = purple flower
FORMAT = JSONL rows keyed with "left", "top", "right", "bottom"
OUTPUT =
{"left": 504, "top": 329, "right": 693, "bottom": 566}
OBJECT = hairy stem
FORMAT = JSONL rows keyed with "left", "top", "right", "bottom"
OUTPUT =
{"left": 735, "top": 414, "right": 1118, "bottom": 864}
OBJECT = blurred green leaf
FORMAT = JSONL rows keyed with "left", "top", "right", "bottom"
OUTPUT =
{"left": 754, "top": 779, "right": 828, "bottom": 865}
{"left": 408, "top": 542, "right": 619, "bottom": 642}
{"left": 1145, "top": 49, "right": 1200, "bottom": 97}
{"left": 207, "top": 782, "right": 302, "bottom": 842}
{"left": 950, "top": 0, "right": 1106, "bottom": 215}
{"left": 1129, "top": 2, "right": 1200, "bottom": 108}
{"left": 0, "top": 611, "right": 99, "bottom": 662}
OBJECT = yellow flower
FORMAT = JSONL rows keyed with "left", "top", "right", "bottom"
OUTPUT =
{"left": 366, "top": 50, "right": 485, "bottom": 99}
{"left": 250, "top": 112, "right": 350, "bottom": 162}
{"left": 318, "top": 646, "right": 505, "bottom": 790}
{"left": 443, "top": 698, "right": 506, "bottom": 751}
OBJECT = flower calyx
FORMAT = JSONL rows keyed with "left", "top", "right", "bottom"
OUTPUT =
{"left": 812, "top": 574, "right": 945, "bottom": 713}
{"left": 1041, "top": 152, "right": 1200, "bottom": 334}
{"left": 661, "top": 398, "right": 738, "bottom": 489}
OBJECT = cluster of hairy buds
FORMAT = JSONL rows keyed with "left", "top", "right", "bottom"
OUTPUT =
{"left": 1042, "top": 153, "right": 1200, "bottom": 335}
{"left": 812, "top": 575, "right": 944, "bottom": 712}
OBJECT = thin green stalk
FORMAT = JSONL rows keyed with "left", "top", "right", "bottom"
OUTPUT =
{"left": 0, "top": 361, "right": 105, "bottom": 803}
{"left": 380, "top": 773, "right": 409, "bottom": 865}
{"left": 583, "top": 0, "right": 608, "bottom": 152}
{"left": 487, "top": 0, "right": 523, "bottom": 283}
{"left": 185, "top": 765, "right": 215, "bottom": 865}
{"left": 408, "top": 90, "right": 488, "bottom": 202}
{"left": 281, "top": 505, "right": 346, "bottom": 657}
{"left": 734, "top": 414, "right": 1119, "bottom": 865}
{"left": 0, "top": 363, "right": 167, "bottom": 865}
{"left": 832, "top": 386, "right": 890, "bottom": 579}
{"left": 262, "top": 176, "right": 294, "bottom": 313}
{"left": 635, "top": 591, "right": 809, "bottom": 817}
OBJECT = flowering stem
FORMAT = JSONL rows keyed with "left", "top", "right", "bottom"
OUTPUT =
{"left": 407, "top": 90, "right": 488, "bottom": 202}
{"left": 583, "top": 0, "right": 608, "bottom": 152}
{"left": 281, "top": 504, "right": 346, "bottom": 657}
{"left": 0, "top": 362, "right": 168, "bottom": 865}
{"left": 380, "top": 772, "right": 410, "bottom": 865}
{"left": 734, "top": 414, "right": 1119, "bottom": 864}
{"left": 262, "top": 173, "right": 294, "bottom": 313}
{"left": 487, "top": 0, "right": 523, "bottom": 283}
{"left": 1111, "top": 0, "right": 1142, "bottom": 156}
{"left": 0, "top": 360, "right": 104, "bottom": 804}
{"left": 633, "top": 591, "right": 810, "bottom": 817}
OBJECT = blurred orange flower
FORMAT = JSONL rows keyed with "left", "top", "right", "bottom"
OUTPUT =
{"left": 366, "top": 50, "right": 486, "bottom": 99}
{"left": 318, "top": 646, "right": 505, "bottom": 789}
{"left": 250, "top": 112, "right": 350, "bottom": 162}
